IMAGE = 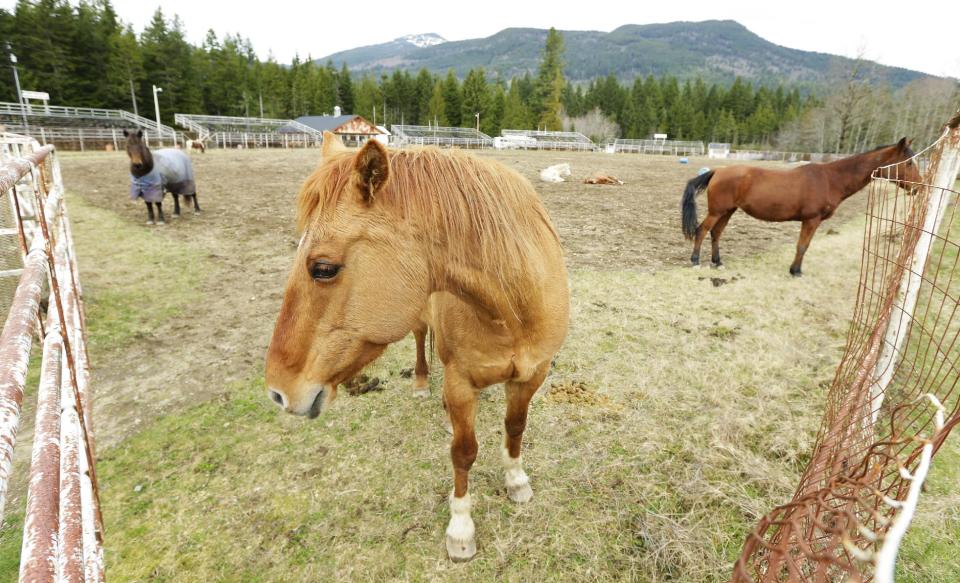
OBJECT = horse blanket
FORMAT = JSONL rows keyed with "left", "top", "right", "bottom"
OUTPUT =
{"left": 130, "top": 148, "right": 196, "bottom": 203}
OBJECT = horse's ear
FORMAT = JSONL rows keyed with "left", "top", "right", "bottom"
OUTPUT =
{"left": 897, "top": 137, "right": 911, "bottom": 150}
{"left": 136, "top": 129, "right": 143, "bottom": 138}
{"left": 353, "top": 139, "right": 389, "bottom": 204}
{"left": 321, "top": 131, "right": 346, "bottom": 157}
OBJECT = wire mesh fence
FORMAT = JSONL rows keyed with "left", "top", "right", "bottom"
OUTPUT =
{"left": 733, "top": 110, "right": 960, "bottom": 582}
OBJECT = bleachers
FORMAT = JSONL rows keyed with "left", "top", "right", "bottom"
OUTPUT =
{"left": 174, "top": 113, "right": 323, "bottom": 149}
{"left": 390, "top": 125, "right": 493, "bottom": 149}
{"left": 613, "top": 138, "right": 705, "bottom": 156}
{"left": 0, "top": 102, "right": 177, "bottom": 150}
{"left": 500, "top": 129, "right": 595, "bottom": 151}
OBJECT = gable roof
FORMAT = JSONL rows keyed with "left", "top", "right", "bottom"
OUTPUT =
{"left": 290, "top": 115, "right": 382, "bottom": 134}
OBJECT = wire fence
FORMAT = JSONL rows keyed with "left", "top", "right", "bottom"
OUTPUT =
{"left": 733, "top": 110, "right": 960, "bottom": 582}
{"left": 0, "top": 133, "right": 103, "bottom": 581}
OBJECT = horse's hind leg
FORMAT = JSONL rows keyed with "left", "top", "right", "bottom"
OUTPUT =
{"left": 191, "top": 194, "right": 201, "bottom": 213}
{"left": 710, "top": 209, "right": 736, "bottom": 268}
{"left": 412, "top": 323, "right": 430, "bottom": 398}
{"left": 691, "top": 213, "right": 722, "bottom": 267}
{"left": 172, "top": 194, "right": 181, "bottom": 218}
{"left": 145, "top": 202, "right": 155, "bottom": 225}
{"left": 502, "top": 362, "right": 549, "bottom": 504}
{"left": 155, "top": 201, "right": 166, "bottom": 225}
{"left": 789, "top": 217, "right": 822, "bottom": 277}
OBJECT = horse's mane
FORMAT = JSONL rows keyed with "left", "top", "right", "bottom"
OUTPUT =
{"left": 296, "top": 147, "right": 561, "bottom": 297}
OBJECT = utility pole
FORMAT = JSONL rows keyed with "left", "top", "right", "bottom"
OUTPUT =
{"left": 152, "top": 84, "right": 163, "bottom": 146}
{"left": 129, "top": 77, "right": 139, "bottom": 116}
{"left": 9, "top": 51, "right": 28, "bottom": 129}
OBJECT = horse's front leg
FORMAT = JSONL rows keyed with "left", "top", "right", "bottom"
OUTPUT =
{"left": 155, "top": 201, "right": 166, "bottom": 225}
{"left": 789, "top": 217, "right": 822, "bottom": 277}
{"left": 144, "top": 202, "right": 155, "bottom": 225}
{"left": 172, "top": 194, "right": 181, "bottom": 218}
{"left": 412, "top": 324, "right": 429, "bottom": 398}
{"left": 503, "top": 363, "right": 549, "bottom": 503}
{"left": 444, "top": 371, "right": 479, "bottom": 562}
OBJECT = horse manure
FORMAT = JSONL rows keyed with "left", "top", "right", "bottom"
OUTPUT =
{"left": 710, "top": 277, "right": 728, "bottom": 287}
{"left": 398, "top": 368, "right": 414, "bottom": 379}
{"left": 826, "top": 228, "right": 839, "bottom": 235}
{"left": 344, "top": 375, "right": 384, "bottom": 396}
{"left": 546, "top": 380, "right": 623, "bottom": 412}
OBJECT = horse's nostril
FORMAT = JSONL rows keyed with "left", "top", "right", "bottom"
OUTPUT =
{"left": 269, "top": 389, "right": 285, "bottom": 406}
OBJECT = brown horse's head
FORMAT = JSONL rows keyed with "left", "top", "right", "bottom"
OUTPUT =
{"left": 877, "top": 137, "right": 923, "bottom": 193}
{"left": 265, "top": 133, "right": 430, "bottom": 418}
{"left": 123, "top": 129, "right": 153, "bottom": 176}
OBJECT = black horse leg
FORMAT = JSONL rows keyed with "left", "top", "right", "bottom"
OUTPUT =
{"left": 145, "top": 202, "right": 155, "bottom": 225}
{"left": 173, "top": 194, "right": 181, "bottom": 217}
{"left": 156, "top": 201, "right": 166, "bottom": 225}
{"left": 192, "top": 194, "right": 201, "bottom": 213}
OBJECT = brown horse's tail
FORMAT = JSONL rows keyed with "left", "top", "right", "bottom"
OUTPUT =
{"left": 682, "top": 170, "right": 714, "bottom": 240}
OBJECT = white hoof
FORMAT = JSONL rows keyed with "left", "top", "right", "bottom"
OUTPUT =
{"left": 146, "top": 220, "right": 154, "bottom": 225}
{"left": 446, "top": 492, "right": 476, "bottom": 561}
{"left": 412, "top": 377, "right": 429, "bottom": 398}
{"left": 692, "top": 264, "right": 702, "bottom": 270}
{"left": 502, "top": 447, "right": 533, "bottom": 503}
{"left": 508, "top": 481, "right": 533, "bottom": 503}
{"left": 446, "top": 531, "right": 477, "bottom": 562}
{"left": 412, "top": 388, "right": 430, "bottom": 399}
{"left": 172, "top": 214, "right": 180, "bottom": 219}
{"left": 157, "top": 220, "right": 166, "bottom": 225}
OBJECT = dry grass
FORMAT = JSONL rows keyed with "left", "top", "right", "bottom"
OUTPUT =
{"left": 97, "top": 217, "right": 863, "bottom": 582}
{"left": 0, "top": 150, "right": 954, "bottom": 582}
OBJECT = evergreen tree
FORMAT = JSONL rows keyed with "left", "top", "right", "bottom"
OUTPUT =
{"left": 337, "top": 63, "right": 354, "bottom": 113}
{"left": 532, "top": 27, "right": 565, "bottom": 130}
{"left": 442, "top": 70, "right": 462, "bottom": 127}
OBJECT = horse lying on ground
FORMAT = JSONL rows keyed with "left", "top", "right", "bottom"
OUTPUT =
{"left": 265, "top": 132, "right": 569, "bottom": 562}
{"left": 681, "top": 138, "right": 922, "bottom": 275}
{"left": 125, "top": 129, "right": 201, "bottom": 224}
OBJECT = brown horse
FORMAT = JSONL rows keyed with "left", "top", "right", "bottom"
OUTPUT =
{"left": 265, "top": 132, "right": 569, "bottom": 561}
{"left": 682, "top": 138, "right": 922, "bottom": 275}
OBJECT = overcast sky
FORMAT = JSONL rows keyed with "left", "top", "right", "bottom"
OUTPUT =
{"left": 3, "top": 0, "right": 958, "bottom": 78}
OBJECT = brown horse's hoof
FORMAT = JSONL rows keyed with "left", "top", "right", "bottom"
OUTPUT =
{"left": 791, "top": 271, "right": 802, "bottom": 278}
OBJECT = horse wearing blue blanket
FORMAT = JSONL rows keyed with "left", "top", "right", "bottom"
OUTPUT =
{"left": 124, "top": 129, "right": 201, "bottom": 225}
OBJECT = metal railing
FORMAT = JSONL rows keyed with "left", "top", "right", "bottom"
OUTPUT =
{"left": 0, "top": 101, "right": 176, "bottom": 141}
{"left": 0, "top": 134, "right": 104, "bottom": 581}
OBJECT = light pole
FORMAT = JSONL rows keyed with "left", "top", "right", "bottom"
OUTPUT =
{"left": 152, "top": 84, "right": 163, "bottom": 146}
{"left": 475, "top": 112, "right": 480, "bottom": 133}
{"left": 9, "top": 50, "right": 28, "bottom": 129}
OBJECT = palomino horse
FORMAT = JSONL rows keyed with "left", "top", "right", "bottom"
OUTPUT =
{"left": 682, "top": 138, "right": 922, "bottom": 275}
{"left": 125, "top": 129, "right": 201, "bottom": 224}
{"left": 265, "top": 132, "right": 569, "bottom": 561}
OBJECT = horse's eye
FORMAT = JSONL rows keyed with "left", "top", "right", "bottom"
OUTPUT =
{"left": 310, "top": 261, "right": 341, "bottom": 281}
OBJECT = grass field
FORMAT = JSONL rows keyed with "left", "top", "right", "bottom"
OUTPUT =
{"left": 0, "top": 149, "right": 956, "bottom": 582}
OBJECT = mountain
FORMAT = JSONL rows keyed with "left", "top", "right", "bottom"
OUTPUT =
{"left": 315, "top": 21, "right": 928, "bottom": 88}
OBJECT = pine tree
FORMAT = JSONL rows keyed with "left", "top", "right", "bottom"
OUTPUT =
{"left": 442, "top": 70, "right": 461, "bottom": 127}
{"left": 425, "top": 80, "right": 447, "bottom": 126}
{"left": 337, "top": 63, "right": 354, "bottom": 113}
{"left": 532, "top": 27, "right": 565, "bottom": 131}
